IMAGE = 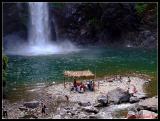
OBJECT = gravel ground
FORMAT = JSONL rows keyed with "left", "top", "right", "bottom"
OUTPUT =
{"left": 2, "top": 74, "right": 150, "bottom": 119}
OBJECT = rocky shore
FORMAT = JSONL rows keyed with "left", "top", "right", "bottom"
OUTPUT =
{"left": 2, "top": 74, "right": 158, "bottom": 119}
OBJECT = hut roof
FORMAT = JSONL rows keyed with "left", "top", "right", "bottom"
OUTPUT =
{"left": 64, "top": 70, "right": 95, "bottom": 78}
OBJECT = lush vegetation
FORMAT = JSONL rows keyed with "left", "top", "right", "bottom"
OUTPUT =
{"left": 135, "top": 3, "right": 148, "bottom": 14}
{"left": 3, "top": 55, "right": 8, "bottom": 87}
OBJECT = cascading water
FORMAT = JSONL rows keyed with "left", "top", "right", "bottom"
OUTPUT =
{"left": 4, "top": 2, "right": 78, "bottom": 56}
{"left": 29, "top": 2, "right": 51, "bottom": 46}
{"left": 27, "top": 2, "right": 62, "bottom": 55}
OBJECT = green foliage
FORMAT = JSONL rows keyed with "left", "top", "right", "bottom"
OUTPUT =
{"left": 135, "top": 3, "right": 148, "bottom": 14}
{"left": 3, "top": 55, "right": 8, "bottom": 81}
{"left": 88, "top": 17, "right": 98, "bottom": 25}
{"left": 3, "top": 55, "right": 8, "bottom": 70}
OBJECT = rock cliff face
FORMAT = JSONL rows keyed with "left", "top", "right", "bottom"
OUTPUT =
{"left": 3, "top": 3, "right": 157, "bottom": 48}
{"left": 3, "top": 3, "right": 28, "bottom": 39}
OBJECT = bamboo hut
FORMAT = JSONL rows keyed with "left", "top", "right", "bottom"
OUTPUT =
{"left": 63, "top": 70, "right": 95, "bottom": 88}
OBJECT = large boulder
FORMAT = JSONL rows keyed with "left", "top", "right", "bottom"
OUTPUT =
{"left": 137, "top": 96, "right": 158, "bottom": 112}
{"left": 97, "top": 95, "right": 108, "bottom": 106}
{"left": 23, "top": 101, "right": 39, "bottom": 109}
{"left": 138, "top": 110, "right": 158, "bottom": 119}
{"left": 107, "top": 87, "right": 130, "bottom": 104}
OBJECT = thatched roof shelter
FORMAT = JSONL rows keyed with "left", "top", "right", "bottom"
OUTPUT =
{"left": 64, "top": 70, "right": 95, "bottom": 78}
{"left": 63, "top": 70, "right": 95, "bottom": 88}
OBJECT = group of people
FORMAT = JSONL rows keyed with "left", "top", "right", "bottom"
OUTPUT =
{"left": 71, "top": 79, "right": 94, "bottom": 93}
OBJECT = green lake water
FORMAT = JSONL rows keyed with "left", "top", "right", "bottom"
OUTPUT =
{"left": 5, "top": 47, "right": 157, "bottom": 102}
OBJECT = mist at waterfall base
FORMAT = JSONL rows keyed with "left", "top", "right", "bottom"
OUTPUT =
{"left": 4, "top": 36, "right": 79, "bottom": 56}
{"left": 4, "top": 2, "right": 79, "bottom": 56}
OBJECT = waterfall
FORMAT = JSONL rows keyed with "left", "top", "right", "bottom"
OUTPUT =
{"left": 4, "top": 2, "right": 78, "bottom": 56}
{"left": 29, "top": 2, "right": 51, "bottom": 46}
